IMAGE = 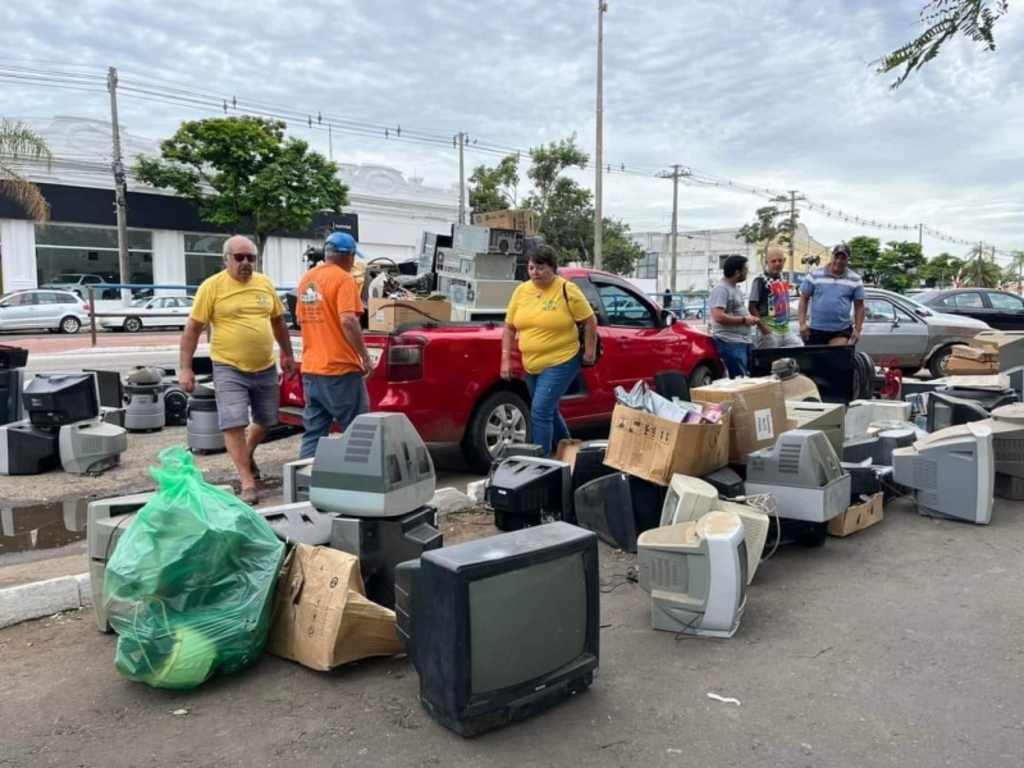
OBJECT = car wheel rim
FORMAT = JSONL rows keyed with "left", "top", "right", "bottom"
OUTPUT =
{"left": 483, "top": 404, "right": 528, "bottom": 458}
{"left": 938, "top": 353, "right": 952, "bottom": 375}
{"left": 126, "top": 319, "right": 141, "bottom": 332}
{"left": 63, "top": 319, "right": 78, "bottom": 333}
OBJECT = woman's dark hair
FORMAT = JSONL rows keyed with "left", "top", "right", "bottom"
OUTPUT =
{"left": 723, "top": 255, "right": 748, "bottom": 278}
{"left": 527, "top": 244, "right": 559, "bottom": 272}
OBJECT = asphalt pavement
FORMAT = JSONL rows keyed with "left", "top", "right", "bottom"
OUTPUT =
{"left": 2, "top": 497, "right": 1023, "bottom": 767}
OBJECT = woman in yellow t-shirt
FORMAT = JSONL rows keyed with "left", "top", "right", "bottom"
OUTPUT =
{"left": 500, "top": 245, "right": 598, "bottom": 456}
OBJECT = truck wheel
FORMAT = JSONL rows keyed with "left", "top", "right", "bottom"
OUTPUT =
{"left": 928, "top": 345, "right": 956, "bottom": 379}
{"left": 462, "top": 389, "right": 531, "bottom": 474}
{"left": 688, "top": 363, "right": 715, "bottom": 389}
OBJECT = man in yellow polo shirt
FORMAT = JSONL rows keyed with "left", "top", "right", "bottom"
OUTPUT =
{"left": 179, "top": 235, "right": 296, "bottom": 504}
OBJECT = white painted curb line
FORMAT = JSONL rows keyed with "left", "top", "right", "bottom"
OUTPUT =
{"left": 0, "top": 573, "right": 91, "bottom": 630}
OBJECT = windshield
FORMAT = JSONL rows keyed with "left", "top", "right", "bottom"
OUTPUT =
{"left": 132, "top": 299, "right": 149, "bottom": 307}
{"left": 49, "top": 275, "right": 82, "bottom": 283}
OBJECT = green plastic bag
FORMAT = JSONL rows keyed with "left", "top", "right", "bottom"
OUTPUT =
{"left": 103, "top": 446, "right": 285, "bottom": 689}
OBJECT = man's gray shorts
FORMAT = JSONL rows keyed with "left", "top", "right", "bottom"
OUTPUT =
{"left": 756, "top": 329, "right": 804, "bottom": 349}
{"left": 212, "top": 362, "right": 279, "bottom": 431}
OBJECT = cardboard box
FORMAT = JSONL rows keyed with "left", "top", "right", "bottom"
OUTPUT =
{"left": 828, "top": 492, "right": 885, "bottom": 537}
{"left": 369, "top": 297, "right": 452, "bottom": 332}
{"left": 946, "top": 356, "right": 999, "bottom": 375}
{"left": 555, "top": 439, "right": 584, "bottom": 470}
{"left": 691, "top": 378, "right": 788, "bottom": 464}
{"left": 971, "top": 331, "right": 1024, "bottom": 370}
{"left": 952, "top": 345, "right": 998, "bottom": 363}
{"left": 603, "top": 403, "right": 731, "bottom": 486}
{"left": 265, "top": 544, "right": 404, "bottom": 671}
{"left": 472, "top": 208, "right": 538, "bottom": 236}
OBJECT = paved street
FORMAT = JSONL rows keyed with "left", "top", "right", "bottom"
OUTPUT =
{"left": 2, "top": 497, "right": 1023, "bottom": 767}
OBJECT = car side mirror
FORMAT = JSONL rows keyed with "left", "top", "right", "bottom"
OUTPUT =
{"left": 891, "top": 318, "right": 901, "bottom": 328}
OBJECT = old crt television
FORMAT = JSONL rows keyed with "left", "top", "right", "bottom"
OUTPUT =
{"left": 927, "top": 392, "right": 989, "bottom": 433}
{"left": 486, "top": 456, "right": 572, "bottom": 528}
{"left": 1, "top": 368, "right": 24, "bottom": 426}
{"left": 750, "top": 345, "right": 855, "bottom": 404}
{"left": 637, "top": 511, "right": 747, "bottom": 637}
{"left": 892, "top": 423, "right": 995, "bottom": 525}
{"left": 573, "top": 472, "right": 665, "bottom": 553}
{"left": 23, "top": 372, "right": 100, "bottom": 428}
{"left": 981, "top": 404, "right": 1024, "bottom": 478}
{"left": 939, "top": 386, "right": 1018, "bottom": 412}
{"left": 394, "top": 522, "right": 599, "bottom": 737}
{"left": 58, "top": 420, "right": 128, "bottom": 475}
{"left": 309, "top": 413, "right": 435, "bottom": 518}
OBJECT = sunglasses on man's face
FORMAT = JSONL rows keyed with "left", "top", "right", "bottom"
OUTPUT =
{"left": 231, "top": 253, "right": 256, "bottom": 263}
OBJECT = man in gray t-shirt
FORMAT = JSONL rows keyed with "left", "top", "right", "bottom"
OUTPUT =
{"left": 710, "top": 255, "right": 758, "bottom": 378}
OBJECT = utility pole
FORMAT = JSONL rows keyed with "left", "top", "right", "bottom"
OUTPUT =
{"left": 785, "top": 190, "right": 804, "bottom": 284}
{"left": 657, "top": 165, "right": 687, "bottom": 291}
{"left": 328, "top": 124, "right": 333, "bottom": 160}
{"left": 456, "top": 132, "right": 467, "bottom": 225}
{"left": 107, "top": 67, "right": 131, "bottom": 306}
{"left": 594, "top": 1, "right": 607, "bottom": 270}
{"left": 918, "top": 223, "right": 923, "bottom": 248}
{"left": 975, "top": 242, "right": 984, "bottom": 287}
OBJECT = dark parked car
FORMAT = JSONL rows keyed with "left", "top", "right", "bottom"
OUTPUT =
{"left": 916, "top": 288, "right": 1024, "bottom": 331}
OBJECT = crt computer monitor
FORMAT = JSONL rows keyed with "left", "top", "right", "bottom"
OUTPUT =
{"left": 892, "top": 422, "right": 995, "bottom": 525}
{"left": 573, "top": 472, "right": 665, "bottom": 554}
{"left": 638, "top": 510, "right": 748, "bottom": 637}
{"left": 0, "top": 369, "right": 24, "bottom": 427}
{"left": 394, "top": 521, "right": 599, "bottom": 737}
{"left": 750, "top": 345, "right": 856, "bottom": 404}
{"left": 927, "top": 392, "right": 990, "bottom": 433}
{"left": 980, "top": 404, "right": 1024, "bottom": 479}
{"left": 309, "top": 413, "right": 436, "bottom": 518}
{"left": 23, "top": 372, "right": 100, "bottom": 428}
{"left": 486, "top": 456, "right": 572, "bottom": 528}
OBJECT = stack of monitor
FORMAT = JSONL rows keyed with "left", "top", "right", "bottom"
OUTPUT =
{"left": 435, "top": 223, "right": 524, "bottom": 322}
{"left": 0, "top": 372, "right": 128, "bottom": 476}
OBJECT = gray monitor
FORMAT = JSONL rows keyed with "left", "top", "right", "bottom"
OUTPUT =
{"left": 309, "top": 413, "right": 435, "bottom": 518}
{"left": 892, "top": 423, "right": 994, "bottom": 525}
{"left": 746, "top": 429, "right": 844, "bottom": 487}
{"left": 980, "top": 404, "right": 1024, "bottom": 479}
{"left": 58, "top": 420, "right": 128, "bottom": 475}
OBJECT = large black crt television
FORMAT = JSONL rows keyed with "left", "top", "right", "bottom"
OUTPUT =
{"left": 395, "top": 522, "right": 600, "bottom": 737}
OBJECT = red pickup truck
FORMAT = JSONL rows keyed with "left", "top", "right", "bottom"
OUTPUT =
{"left": 279, "top": 267, "right": 724, "bottom": 473}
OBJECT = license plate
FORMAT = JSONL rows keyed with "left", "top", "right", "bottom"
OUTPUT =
{"left": 369, "top": 347, "right": 383, "bottom": 366}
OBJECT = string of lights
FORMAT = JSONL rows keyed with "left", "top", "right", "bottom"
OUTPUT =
{"left": 1, "top": 59, "right": 1017, "bottom": 256}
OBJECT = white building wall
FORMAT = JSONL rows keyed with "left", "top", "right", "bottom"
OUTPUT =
{"left": 152, "top": 229, "right": 185, "bottom": 295}
{"left": 0, "top": 219, "right": 37, "bottom": 292}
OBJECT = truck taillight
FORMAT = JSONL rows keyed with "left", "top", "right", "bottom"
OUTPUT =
{"left": 387, "top": 336, "right": 426, "bottom": 382}
{"left": 82, "top": 304, "right": 91, "bottom": 311}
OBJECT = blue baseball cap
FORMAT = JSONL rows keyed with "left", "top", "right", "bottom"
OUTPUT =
{"left": 324, "top": 231, "right": 357, "bottom": 256}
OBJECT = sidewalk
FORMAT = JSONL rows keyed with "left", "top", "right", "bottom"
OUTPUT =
{"left": 10, "top": 332, "right": 186, "bottom": 355}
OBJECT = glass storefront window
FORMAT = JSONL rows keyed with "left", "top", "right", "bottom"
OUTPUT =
{"left": 35, "top": 224, "right": 151, "bottom": 251}
{"left": 184, "top": 234, "right": 227, "bottom": 289}
{"left": 184, "top": 234, "right": 227, "bottom": 255}
{"left": 33, "top": 224, "right": 154, "bottom": 288}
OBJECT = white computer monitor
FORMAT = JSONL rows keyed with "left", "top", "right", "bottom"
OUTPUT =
{"left": 659, "top": 475, "right": 718, "bottom": 527}
{"left": 892, "top": 422, "right": 994, "bottom": 525}
{"left": 637, "top": 511, "right": 747, "bottom": 638}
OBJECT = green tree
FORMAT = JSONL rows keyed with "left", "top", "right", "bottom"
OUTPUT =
{"left": 134, "top": 116, "right": 348, "bottom": 271}
{"left": 960, "top": 245, "right": 1004, "bottom": 288}
{"left": 523, "top": 135, "right": 589, "bottom": 235}
{"left": 872, "top": 241, "right": 927, "bottom": 292}
{"left": 1005, "top": 250, "right": 1024, "bottom": 290}
{"left": 920, "top": 252, "right": 966, "bottom": 287}
{"left": 599, "top": 218, "right": 646, "bottom": 276}
{"left": 846, "top": 236, "right": 882, "bottom": 276}
{"left": 468, "top": 153, "right": 519, "bottom": 215}
{"left": 736, "top": 205, "right": 793, "bottom": 259}
{"left": 877, "top": 1, "right": 1009, "bottom": 89}
{"left": 0, "top": 119, "right": 52, "bottom": 222}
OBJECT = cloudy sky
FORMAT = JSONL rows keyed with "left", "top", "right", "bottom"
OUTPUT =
{"left": 2, "top": 0, "right": 1023, "bottom": 262}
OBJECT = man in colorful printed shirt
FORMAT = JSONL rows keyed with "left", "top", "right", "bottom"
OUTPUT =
{"left": 748, "top": 246, "right": 803, "bottom": 349}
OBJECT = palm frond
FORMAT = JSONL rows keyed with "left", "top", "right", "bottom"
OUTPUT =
{"left": 0, "top": 161, "right": 51, "bottom": 222}
{"left": 0, "top": 119, "right": 53, "bottom": 221}
{"left": 0, "top": 119, "right": 53, "bottom": 168}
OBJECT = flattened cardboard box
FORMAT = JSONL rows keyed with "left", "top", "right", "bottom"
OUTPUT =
{"left": 691, "top": 378, "right": 787, "bottom": 464}
{"left": 828, "top": 492, "right": 884, "bottom": 537}
{"left": 369, "top": 298, "right": 452, "bottom": 332}
{"left": 266, "top": 544, "right": 403, "bottom": 671}
{"left": 603, "top": 403, "right": 730, "bottom": 486}
{"left": 472, "top": 209, "right": 538, "bottom": 236}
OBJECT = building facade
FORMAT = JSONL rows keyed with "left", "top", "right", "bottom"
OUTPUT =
{"left": 0, "top": 117, "right": 459, "bottom": 293}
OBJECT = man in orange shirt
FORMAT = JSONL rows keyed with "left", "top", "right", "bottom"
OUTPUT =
{"left": 296, "top": 231, "right": 375, "bottom": 459}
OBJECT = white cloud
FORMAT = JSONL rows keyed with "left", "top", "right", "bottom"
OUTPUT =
{"left": 2, "top": 0, "right": 1023, "bottom": 260}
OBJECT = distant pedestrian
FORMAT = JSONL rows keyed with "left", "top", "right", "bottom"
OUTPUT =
{"left": 179, "top": 235, "right": 296, "bottom": 505}
{"left": 663, "top": 289, "right": 673, "bottom": 309}
{"left": 749, "top": 246, "right": 803, "bottom": 349}
{"left": 710, "top": 255, "right": 758, "bottom": 378}
{"left": 501, "top": 245, "right": 598, "bottom": 456}
{"left": 295, "top": 231, "right": 375, "bottom": 460}
{"left": 798, "top": 243, "right": 866, "bottom": 346}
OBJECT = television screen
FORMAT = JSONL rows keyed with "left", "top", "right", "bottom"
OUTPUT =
{"left": 469, "top": 553, "right": 586, "bottom": 694}
{"left": 23, "top": 372, "right": 100, "bottom": 428}
{"left": 750, "top": 345, "right": 855, "bottom": 404}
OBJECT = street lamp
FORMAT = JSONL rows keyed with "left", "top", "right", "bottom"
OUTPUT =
{"left": 594, "top": 1, "right": 607, "bottom": 271}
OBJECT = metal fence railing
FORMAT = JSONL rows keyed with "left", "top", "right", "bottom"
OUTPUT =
{"left": 649, "top": 291, "right": 709, "bottom": 322}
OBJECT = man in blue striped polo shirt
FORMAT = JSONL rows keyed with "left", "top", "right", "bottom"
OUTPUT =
{"left": 797, "top": 243, "right": 866, "bottom": 346}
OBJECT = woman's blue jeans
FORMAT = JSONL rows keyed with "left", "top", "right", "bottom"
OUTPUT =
{"left": 525, "top": 355, "right": 582, "bottom": 456}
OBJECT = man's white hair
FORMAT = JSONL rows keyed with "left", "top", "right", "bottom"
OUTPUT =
{"left": 222, "top": 235, "right": 257, "bottom": 257}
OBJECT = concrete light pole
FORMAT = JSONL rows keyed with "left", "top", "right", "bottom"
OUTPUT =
{"left": 594, "top": 1, "right": 607, "bottom": 270}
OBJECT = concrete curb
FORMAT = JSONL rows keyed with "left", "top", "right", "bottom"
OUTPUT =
{"left": 0, "top": 573, "right": 91, "bottom": 630}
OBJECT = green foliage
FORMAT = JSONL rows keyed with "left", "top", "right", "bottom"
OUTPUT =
{"left": 846, "top": 236, "right": 881, "bottom": 276}
{"left": 961, "top": 245, "right": 1004, "bottom": 288}
{"left": 872, "top": 241, "right": 927, "bottom": 292}
{"left": 877, "top": 1, "right": 1008, "bottom": 89}
{"left": 524, "top": 134, "right": 589, "bottom": 235}
{"left": 0, "top": 118, "right": 52, "bottom": 222}
{"left": 600, "top": 219, "right": 646, "bottom": 276}
{"left": 135, "top": 116, "right": 348, "bottom": 269}
{"left": 920, "top": 252, "right": 966, "bottom": 287}
{"left": 469, "top": 154, "right": 519, "bottom": 215}
{"left": 736, "top": 205, "right": 794, "bottom": 258}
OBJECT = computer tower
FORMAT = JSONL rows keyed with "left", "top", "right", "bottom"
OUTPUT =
{"left": 257, "top": 502, "right": 335, "bottom": 547}
{"left": 0, "top": 421, "right": 60, "bottom": 476}
{"left": 330, "top": 506, "right": 443, "bottom": 609}
{"left": 435, "top": 248, "right": 517, "bottom": 281}
{"left": 0, "top": 368, "right": 24, "bottom": 427}
{"left": 451, "top": 224, "right": 524, "bottom": 255}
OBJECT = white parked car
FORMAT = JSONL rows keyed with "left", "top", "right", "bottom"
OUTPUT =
{"left": 100, "top": 296, "right": 194, "bottom": 333}
{"left": 0, "top": 289, "right": 91, "bottom": 334}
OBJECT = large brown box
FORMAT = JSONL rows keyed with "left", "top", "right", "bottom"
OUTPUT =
{"left": 471, "top": 209, "right": 538, "bottom": 236}
{"left": 691, "top": 378, "right": 788, "bottom": 464}
{"left": 368, "top": 297, "right": 452, "bottom": 332}
{"left": 603, "top": 403, "right": 731, "bottom": 486}
{"left": 828, "top": 492, "right": 884, "bottom": 537}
